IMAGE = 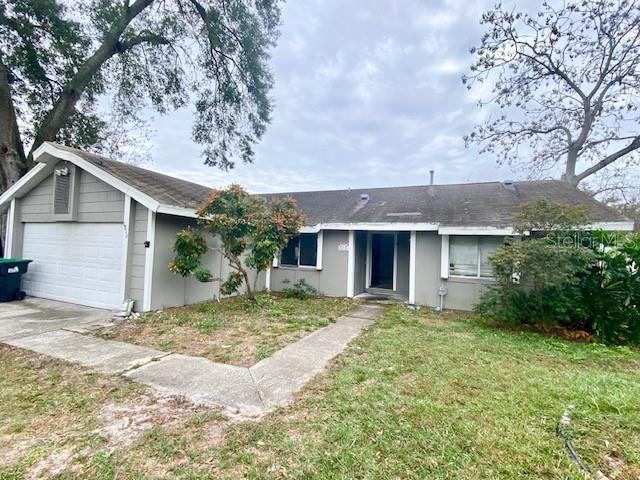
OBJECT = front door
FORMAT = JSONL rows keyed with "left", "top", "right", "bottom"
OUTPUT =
{"left": 370, "top": 233, "right": 394, "bottom": 289}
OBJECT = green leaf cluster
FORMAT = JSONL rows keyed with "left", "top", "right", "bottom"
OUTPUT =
{"left": 168, "top": 226, "right": 211, "bottom": 280}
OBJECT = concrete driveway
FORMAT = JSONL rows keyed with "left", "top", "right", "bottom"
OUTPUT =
{"left": 0, "top": 297, "right": 112, "bottom": 342}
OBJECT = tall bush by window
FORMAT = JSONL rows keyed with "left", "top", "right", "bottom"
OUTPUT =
{"left": 476, "top": 198, "right": 640, "bottom": 345}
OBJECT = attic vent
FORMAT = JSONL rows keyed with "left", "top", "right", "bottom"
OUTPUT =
{"left": 503, "top": 179, "right": 515, "bottom": 191}
{"left": 386, "top": 212, "right": 422, "bottom": 217}
{"left": 54, "top": 167, "right": 72, "bottom": 215}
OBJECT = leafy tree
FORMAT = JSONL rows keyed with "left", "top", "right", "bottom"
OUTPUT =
{"left": 170, "top": 184, "right": 303, "bottom": 299}
{"left": 464, "top": 1, "right": 640, "bottom": 187}
{"left": 513, "top": 197, "right": 589, "bottom": 234}
{"left": 620, "top": 200, "right": 640, "bottom": 232}
{"left": 0, "top": 0, "right": 281, "bottom": 192}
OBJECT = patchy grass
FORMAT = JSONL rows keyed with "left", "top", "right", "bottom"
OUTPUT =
{"left": 96, "top": 293, "right": 357, "bottom": 367}
{"left": 0, "top": 345, "right": 142, "bottom": 478}
{"left": 2, "top": 306, "right": 639, "bottom": 479}
{"left": 0, "top": 345, "right": 208, "bottom": 479}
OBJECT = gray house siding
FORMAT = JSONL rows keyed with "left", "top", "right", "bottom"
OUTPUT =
{"left": 270, "top": 230, "right": 349, "bottom": 297}
{"left": 151, "top": 214, "right": 217, "bottom": 310}
{"left": 443, "top": 277, "right": 493, "bottom": 311}
{"left": 414, "top": 232, "right": 442, "bottom": 308}
{"left": 128, "top": 202, "right": 148, "bottom": 309}
{"left": 395, "top": 232, "right": 410, "bottom": 295}
{"left": 353, "top": 231, "right": 367, "bottom": 296}
{"left": 19, "top": 175, "right": 54, "bottom": 222}
{"left": 19, "top": 163, "right": 124, "bottom": 223}
{"left": 149, "top": 214, "right": 265, "bottom": 310}
{"left": 76, "top": 169, "right": 125, "bottom": 222}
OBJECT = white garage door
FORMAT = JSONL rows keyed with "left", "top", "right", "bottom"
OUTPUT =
{"left": 22, "top": 223, "right": 124, "bottom": 309}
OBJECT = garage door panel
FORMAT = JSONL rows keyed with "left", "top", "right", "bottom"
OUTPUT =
{"left": 22, "top": 223, "right": 123, "bottom": 309}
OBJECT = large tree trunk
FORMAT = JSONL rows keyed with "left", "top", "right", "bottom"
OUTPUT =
{"left": 0, "top": 54, "right": 27, "bottom": 194}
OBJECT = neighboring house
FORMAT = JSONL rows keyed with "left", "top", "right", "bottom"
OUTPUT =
{"left": 0, "top": 142, "right": 634, "bottom": 312}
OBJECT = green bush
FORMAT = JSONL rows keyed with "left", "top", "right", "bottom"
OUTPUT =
{"left": 477, "top": 238, "right": 595, "bottom": 327}
{"left": 281, "top": 279, "right": 318, "bottom": 300}
{"left": 581, "top": 233, "right": 640, "bottom": 344}
{"left": 477, "top": 232, "right": 640, "bottom": 345}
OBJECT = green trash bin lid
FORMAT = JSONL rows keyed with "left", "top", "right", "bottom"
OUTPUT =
{"left": 0, "top": 258, "right": 32, "bottom": 264}
{"left": 0, "top": 258, "right": 19, "bottom": 264}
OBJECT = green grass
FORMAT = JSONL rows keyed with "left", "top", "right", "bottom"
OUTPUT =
{"left": 97, "top": 293, "right": 358, "bottom": 366}
{"left": 2, "top": 306, "right": 639, "bottom": 479}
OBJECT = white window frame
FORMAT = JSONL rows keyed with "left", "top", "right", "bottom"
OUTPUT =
{"left": 448, "top": 235, "right": 502, "bottom": 279}
{"left": 277, "top": 231, "right": 323, "bottom": 270}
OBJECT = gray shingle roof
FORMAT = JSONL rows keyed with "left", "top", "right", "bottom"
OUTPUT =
{"left": 49, "top": 143, "right": 629, "bottom": 227}
{"left": 265, "top": 182, "right": 629, "bottom": 227}
{"left": 52, "top": 143, "right": 211, "bottom": 209}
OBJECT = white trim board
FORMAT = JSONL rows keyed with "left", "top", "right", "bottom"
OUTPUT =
{"left": 4, "top": 199, "right": 16, "bottom": 257}
{"left": 346, "top": 230, "right": 355, "bottom": 297}
{"left": 142, "top": 209, "right": 157, "bottom": 311}
{"left": 316, "top": 230, "right": 324, "bottom": 270}
{"left": 119, "top": 195, "right": 132, "bottom": 303}
{"left": 440, "top": 234, "right": 450, "bottom": 279}
{"left": 409, "top": 231, "right": 416, "bottom": 305}
{"left": 157, "top": 204, "right": 198, "bottom": 218}
{"left": 300, "top": 221, "right": 634, "bottom": 236}
{"left": 365, "top": 232, "right": 372, "bottom": 289}
{"left": 438, "top": 226, "right": 515, "bottom": 236}
{"left": 0, "top": 162, "right": 52, "bottom": 208}
{"left": 392, "top": 232, "right": 398, "bottom": 291}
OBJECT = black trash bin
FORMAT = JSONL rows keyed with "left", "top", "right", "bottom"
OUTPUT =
{"left": 0, "top": 258, "right": 33, "bottom": 302}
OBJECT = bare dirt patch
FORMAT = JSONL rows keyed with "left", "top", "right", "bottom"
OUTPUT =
{"left": 27, "top": 447, "right": 74, "bottom": 480}
{"left": 95, "top": 392, "right": 208, "bottom": 451}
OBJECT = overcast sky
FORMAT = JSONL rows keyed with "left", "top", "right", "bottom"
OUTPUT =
{"left": 147, "top": 0, "right": 521, "bottom": 193}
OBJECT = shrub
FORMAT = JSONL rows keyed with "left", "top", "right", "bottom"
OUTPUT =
{"left": 581, "top": 233, "right": 640, "bottom": 344}
{"left": 477, "top": 237, "right": 595, "bottom": 327}
{"left": 477, "top": 232, "right": 640, "bottom": 344}
{"left": 281, "top": 279, "right": 317, "bottom": 300}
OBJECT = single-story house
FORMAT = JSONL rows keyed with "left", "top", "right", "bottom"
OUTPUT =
{"left": 0, "top": 142, "right": 634, "bottom": 311}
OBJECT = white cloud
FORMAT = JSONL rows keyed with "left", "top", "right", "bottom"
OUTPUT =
{"left": 137, "top": 0, "right": 523, "bottom": 193}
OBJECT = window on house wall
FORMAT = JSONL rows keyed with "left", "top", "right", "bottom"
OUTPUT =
{"left": 280, "top": 236, "right": 298, "bottom": 266}
{"left": 280, "top": 233, "right": 318, "bottom": 267}
{"left": 449, "top": 236, "right": 503, "bottom": 278}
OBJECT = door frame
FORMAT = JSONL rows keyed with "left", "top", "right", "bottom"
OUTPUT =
{"left": 365, "top": 232, "right": 397, "bottom": 291}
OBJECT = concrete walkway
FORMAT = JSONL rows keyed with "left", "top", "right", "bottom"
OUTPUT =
{"left": 1, "top": 300, "right": 383, "bottom": 418}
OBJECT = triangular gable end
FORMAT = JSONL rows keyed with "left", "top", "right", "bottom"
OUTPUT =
{"left": 0, "top": 142, "right": 160, "bottom": 212}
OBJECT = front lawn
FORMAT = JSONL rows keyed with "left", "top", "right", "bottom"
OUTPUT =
{"left": 2, "top": 305, "right": 639, "bottom": 479}
{"left": 96, "top": 294, "right": 357, "bottom": 366}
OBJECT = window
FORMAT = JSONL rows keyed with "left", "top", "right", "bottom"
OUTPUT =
{"left": 449, "top": 236, "right": 503, "bottom": 278}
{"left": 280, "top": 233, "right": 318, "bottom": 267}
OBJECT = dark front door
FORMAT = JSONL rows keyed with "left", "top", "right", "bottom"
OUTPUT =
{"left": 371, "top": 233, "right": 394, "bottom": 289}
